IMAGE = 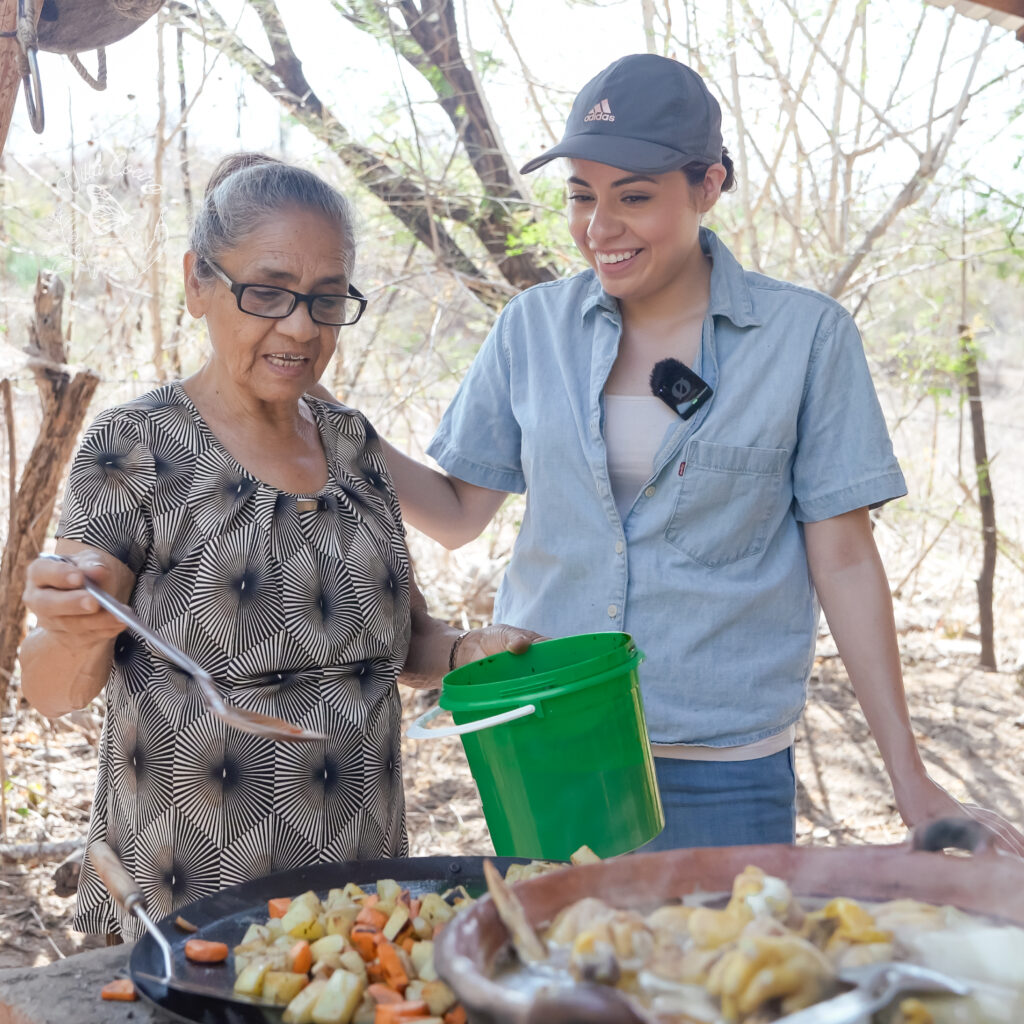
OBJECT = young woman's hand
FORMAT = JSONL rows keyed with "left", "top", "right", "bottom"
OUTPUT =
{"left": 23, "top": 545, "right": 133, "bottom": 645}
{"left": 893, "top": 771, "right": 1024, "bottom": 858}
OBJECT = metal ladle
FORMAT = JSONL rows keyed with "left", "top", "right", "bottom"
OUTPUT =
{"left": 42, "top": 553, "right": 326, "bottom": 742}
{"left": 780, "top": 960, "right": 971, "bottom": 1024}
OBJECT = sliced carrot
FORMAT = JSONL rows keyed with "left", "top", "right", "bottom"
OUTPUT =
{"left": 101, "top": 978, "right": 138, "bottom": 1001}
{"left": 350, "top": 924, "right": 380, "bottom": 961}
{"left": 368, "top": 982, "right": 404, "bottom": 1004}
{"left": 362, "top": 893, "right": 380, "bottom": 908}
{"left": 366, "top": 961, "right": 387, "bottom": 985}
{"left": 400, "top": 936, "right": 415, "bottom": 954}
{"left": 377, "top": 940, "right": 409, "bottom": 991}
{"left": 267, "top": 896, "right": 291, "bottom": 919}
{"left": 184, "top": 938, "right": 230, "bottom": 963}
{"left": 356, "top": 906, "right": 389, "bottom": 930}
{"left": 374, "top": 1001, "right": 429, "bottom": 1024}
{"left": 289, "top": 939, "right": 313, "bottom": 975}
{"left": 443, "top": 1007, "right": 467, "bottom": 1024}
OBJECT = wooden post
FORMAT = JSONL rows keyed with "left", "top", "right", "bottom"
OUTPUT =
{"left": 0, "top": 271, "right": 99, "bottom": 707}
{"left": 959, "top": 323, "right": 997, "bottom": 671}
{"left": 0, "top": 0, "right": 42, "bottom": 156}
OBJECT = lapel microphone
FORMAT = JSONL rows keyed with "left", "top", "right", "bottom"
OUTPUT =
{"left": 649, "top": 358, "right": 713, "bottom": 420}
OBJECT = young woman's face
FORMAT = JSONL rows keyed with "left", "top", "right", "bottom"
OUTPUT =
{"left": 185, "top": 204, "right": 347, "bottom": 406}
{"left": 566, "top": 159, "right": 720, "bottom": 312}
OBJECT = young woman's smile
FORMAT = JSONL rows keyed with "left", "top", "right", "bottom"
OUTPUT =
{"left": 566, "top": 158, "right": 719, "bottom": 318}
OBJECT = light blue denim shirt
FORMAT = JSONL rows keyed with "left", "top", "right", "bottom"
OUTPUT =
{"left": 427, "top": 228, "right": 906, "bottom": 746}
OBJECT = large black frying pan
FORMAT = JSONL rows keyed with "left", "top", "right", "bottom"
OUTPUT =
{"left": 129, "top": 854, "right": 532, "bottom": 1024}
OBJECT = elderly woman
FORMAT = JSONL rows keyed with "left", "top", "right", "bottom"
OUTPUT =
{"left": 20, "top": 153, "right": 538, "bottom": 940}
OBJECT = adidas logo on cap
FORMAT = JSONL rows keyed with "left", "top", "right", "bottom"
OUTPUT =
{"left": 583, "top": 99, "right": 615, "bottom": 123}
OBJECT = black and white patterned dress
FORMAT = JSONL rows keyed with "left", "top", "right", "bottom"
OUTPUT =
{"left": 57, "top": 382, "right": 411, "bottom": 939}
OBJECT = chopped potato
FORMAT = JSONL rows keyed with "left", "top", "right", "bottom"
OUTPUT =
{"left": 310, "top": 968, "right": 366, "bottom": 1024}
{"left": 282, "top": 978, "right": 328, "bottom": 1024}
{"left": 262, "top": 970, "right": 310, "bottom": 1005}
{"left": 310, "top": 934, "right": 347, "bottom": 960}
{"left": 233, "top": 959, "right": 272, "bottom": 997}
{"left": 324, "top": 903, "right": 360, "bottom": 937}
{"left": 409, "top": 941, "right": 435, "bottom": 982}
{"left": 421, "top": 979, "right": 457, "bottom": 1016}
{"left": 418, "top": 893, "right": 455, "bottom": 929}
{"left": 281, "top": 900, "right": 326, "bottom": 940}
{"left": 375, "top": 878, "right": 402, "bottom": 915}
{"left": 382, "top": 903, "right": 410, "bottom": 941}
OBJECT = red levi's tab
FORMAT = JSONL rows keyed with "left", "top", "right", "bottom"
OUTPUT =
{"left": 678, "top": 461, "right": 686, "bottom": 476}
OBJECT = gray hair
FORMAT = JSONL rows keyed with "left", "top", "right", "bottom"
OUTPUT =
{"left": 189, "top": 154, "right": 357, "bottom": 281}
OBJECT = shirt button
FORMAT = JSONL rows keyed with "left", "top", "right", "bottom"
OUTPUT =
{"left": 644, "top": 485, "right": 656, "bottom": 498}
{"left": 615, "top": 540, "right": 624, "bottom": 554}
{"left": 607, "top": 604, "right": 617, "bottom": 618}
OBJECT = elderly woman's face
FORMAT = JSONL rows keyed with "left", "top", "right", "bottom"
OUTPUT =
{"left": 186, "top": 204, "right": 348, "bottom": 404}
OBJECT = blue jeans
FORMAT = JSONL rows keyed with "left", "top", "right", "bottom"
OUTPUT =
{"left": 639, "top": 748, "right": 796, "bottom": 851}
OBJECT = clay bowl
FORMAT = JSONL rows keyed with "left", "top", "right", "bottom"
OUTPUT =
{"left": 434, "top": 819, "right": 1024, "bottom": 1024}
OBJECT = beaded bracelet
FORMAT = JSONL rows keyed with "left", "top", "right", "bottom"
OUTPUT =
{"left": 448, "top": 630, "right": 471, "bottom": 673}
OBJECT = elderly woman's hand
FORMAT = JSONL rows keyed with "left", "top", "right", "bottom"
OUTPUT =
{"left": 23, "top": 545, "right": 134, "bottom": 646}
{"left": 452, "top": 624, "right": 546, "bottom": 670}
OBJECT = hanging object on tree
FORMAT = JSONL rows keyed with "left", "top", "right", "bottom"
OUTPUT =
{"left": 0, "top": 0, "right": 164, "bottom": 143}
{"left": 34, "top": 0, "right": 163, "bottom": 55}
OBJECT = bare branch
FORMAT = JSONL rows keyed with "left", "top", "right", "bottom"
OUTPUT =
{"left": 486, "top": 0, "right": 558, "bottom": 146}
{"left": 775, "top": 0, "right": 922, "bottom": 157}
{"left": 167, "top": 0, "right": 514, "bottom": 305}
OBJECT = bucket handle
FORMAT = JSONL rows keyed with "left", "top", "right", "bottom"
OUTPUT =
{"left": 407, "top": 702, "right": 537, "bottom": 740}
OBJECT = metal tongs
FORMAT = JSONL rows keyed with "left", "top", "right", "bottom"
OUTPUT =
{"left": 781, "top": 961, "right": 971, "bottom": 1024}
{"left": 42, "top": 553, "right": 325, "bottom": 742}
{"left": 90, "top": 840, "right": 271, "bottom": 1004}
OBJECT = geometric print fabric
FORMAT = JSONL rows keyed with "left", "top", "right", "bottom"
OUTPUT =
{"left": 57, "top": 383, "right": 411, "bottom": 939}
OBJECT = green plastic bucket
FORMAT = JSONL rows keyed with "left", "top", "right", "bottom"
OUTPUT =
{"left": 407, "top": 632, "right": 664, "bottom": 860}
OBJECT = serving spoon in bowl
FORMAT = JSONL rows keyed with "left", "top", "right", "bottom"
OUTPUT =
{"left": 780, "top": 961, "right": 971, "bottom": 1024}
{"left": 41, "top": 553, "right": 327, "bottom": 742}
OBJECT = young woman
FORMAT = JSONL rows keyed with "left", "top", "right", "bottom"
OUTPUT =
{"left": 380, "top": 54, "right": 1024, "bottom": 855}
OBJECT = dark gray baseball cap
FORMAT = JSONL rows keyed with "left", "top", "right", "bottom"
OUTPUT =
{"left": 520, "top": 54, "right": 723, "bottom": 175}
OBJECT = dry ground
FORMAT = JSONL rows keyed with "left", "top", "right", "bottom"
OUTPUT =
{"left": 1, "top": 634, "right": 1021, "bottom": 970}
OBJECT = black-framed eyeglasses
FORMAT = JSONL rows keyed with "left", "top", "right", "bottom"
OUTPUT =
{"left": 205, "top": 260, "right": 368, "bottom": 327}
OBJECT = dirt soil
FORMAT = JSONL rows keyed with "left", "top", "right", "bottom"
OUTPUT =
{"left": 1, "top": 635, "right": 1022, "bottom": 971}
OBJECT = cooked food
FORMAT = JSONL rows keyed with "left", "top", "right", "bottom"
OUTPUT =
{"left": 232, "top": 879, "right": 468, "bottom": 1023}
{"left": 495, "top": 864, "right": 1024, "bottom": 1024}
{"left": 100, "top": 978, "right": 138, "bottom": 1001}
{"left": 184, "top": 938, "right": 230, "bottom": 963}
{"left": 228, "top": 855, "right": 572, "bottom": 1024}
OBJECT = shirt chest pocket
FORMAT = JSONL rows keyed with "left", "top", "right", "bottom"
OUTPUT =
{"left": 665, "top": 441, "right": 789, "bottom": 568}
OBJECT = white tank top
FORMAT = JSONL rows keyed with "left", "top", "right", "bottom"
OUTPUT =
{"left": 603, "top": 392, "right": 797, "bottom": 762}
{"left": 603, "top": 394, "right": 677, "bottom": 521}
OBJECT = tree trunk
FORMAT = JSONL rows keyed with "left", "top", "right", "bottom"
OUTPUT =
{"left": 0, "top": 272, "right": 100, "bottom": 706}
{"left": 959, "top": 323, "right": 997, "bottom": 671}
